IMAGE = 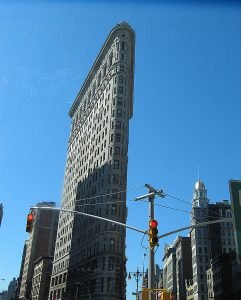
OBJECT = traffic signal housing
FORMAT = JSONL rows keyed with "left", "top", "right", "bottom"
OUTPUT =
{"left": 149, "top": 219, "right": 158, "bottom": 248}
{"left": 26, "top": 213, "right": 34, "bottom": 233}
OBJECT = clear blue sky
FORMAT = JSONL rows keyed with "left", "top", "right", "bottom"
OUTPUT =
{"left": 0, "top": 1, "right": 241, "bottom": 298}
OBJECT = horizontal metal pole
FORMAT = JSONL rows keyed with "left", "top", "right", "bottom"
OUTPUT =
{"left": 31, "top": 206, "right": 146, "bottom": 234}
{"left": 158, "top": 218, "right": 233, "bottom": 239}
{"left": 135, "top": 192, "right": 155, "bottom": 201}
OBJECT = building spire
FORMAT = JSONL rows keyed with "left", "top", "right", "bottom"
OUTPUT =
{"left": 192, "top": 178, "right": 208, "bottom": 208}
{"left": 198, "top": 163, "right": 200, "bottom": 181}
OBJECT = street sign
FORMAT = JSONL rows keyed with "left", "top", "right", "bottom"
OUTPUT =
{"left": 229, "top": 180, "right": 241, "bottom": 264}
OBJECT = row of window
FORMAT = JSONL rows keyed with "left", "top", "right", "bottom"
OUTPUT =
{"left": 57, "top": 56, "right": 129, "bottom": 263}
{"left": 69, "top": 91, "right": 127, "bottom": 178}
{"left": 73, "top": 63, "right": 126, "bottom": 133}
{"left": 49, "top": 276, "right": 120, "bottom": 299}
{"left": 67, "top": 104, "right": 127, "bottom": 191}
{"left": 67, "top": 238, "right": 119, "bottom": 265}
{"left": 53, "top": 258, "right": 69, "bottom": 275}
{"left": 51, "top": 272, "right": 67, "bottom": 287}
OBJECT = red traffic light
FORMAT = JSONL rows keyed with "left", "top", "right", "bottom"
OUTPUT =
{"left": 149, "top": 219, "right": 159, "bottom": 248}
{"left": 149, "top": 219, "right": 158, "bottom": 228}
{"left": 26, "top": 213, "right": 34, "bottom": 233}
{"left": 27, "top": 214, "right": 34, "bottom": 221}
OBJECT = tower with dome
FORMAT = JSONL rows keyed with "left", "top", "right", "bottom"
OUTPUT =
{"left": 190, "top": 179, "right": 236, "bottom": 300}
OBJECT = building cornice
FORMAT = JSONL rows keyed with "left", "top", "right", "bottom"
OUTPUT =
{"left": 69, "top": 22, "right": 135, "bottom": 118}
{"left": 33, "top": 256, "right": 54, "bottom": 265}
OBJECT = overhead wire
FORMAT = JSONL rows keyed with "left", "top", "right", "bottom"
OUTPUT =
{"left": 166, "top": 191, "right": 231, "bottom": 219}
{"left": 74, "top": 185, "right": 145, "bottom": 203}
{"left": 75, "top": 200, "right": 126, "bottom": 209}
{"left": 63, "top": 184, "right": 231, "bottom": 224}
{"left": 134, "top": 191, "right": 232, "bottom": 222}
{"left": 165, "top": 193, "right": 192, "bottom": 206}
{"left": 165, "top": 192, "right": 230, "bottom": 220}
{"left": 140, "top": 199, "right": 190, "bottom": 214}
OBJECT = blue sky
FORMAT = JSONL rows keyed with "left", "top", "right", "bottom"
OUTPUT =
{"left": 0, "top": 1, "right": 241, "bottom": 298}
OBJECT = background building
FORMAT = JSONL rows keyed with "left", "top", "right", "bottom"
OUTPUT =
{"left": 206, "top": 252, "right": 241, "bottom": 300}
{"left": 190, "top": 181, "right": 211, "bottom": 300}
{"left": 142, "top": 264, "right": 163, "bottom": 289}
{"left": 19, "top": 202, "right": 59, "bottom": 300}
{"left": 16, "top": 241, "right": 28, "bottom": 299}
{"left": 31, "top": 256, "right": 54, "bottom": 300}
{"left": 49, "top": 22, "right": 135, "bottom": 300}
{"left": 162, "top": 181, "right": 237, "bottom": 300}
{"left": 174, "top": 236, "right": 192, "bottom": 300}
{"left": 162, "top": 236, "right": 192, "bottom": 300}
{"left": 6, "top": 278, "right": 17, "bottom": 300}
{"left": 190, "top": 180, "right": 236, "bottom": 300}
{"left": 186, "top": 279, "right": 194, "bottom": 300}
{"left": 163, "top": 244, "right": 177, "bottom": 296}
{"left": 0, "top": 291, "right": 7, "bottom": 300}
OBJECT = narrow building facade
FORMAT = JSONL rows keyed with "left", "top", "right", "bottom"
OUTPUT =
{"left": 162, "top": 236, "right": 192, "bottom": 300}
{"left": 19, "top": 202, "right": 59, "bottom": 300}
{"left": 190, "top": 180, "right": 210, "bottom": 300}
{"left": 6, "top": 278, "right": 17, "bottom": 300}
{"left": 32, "top": 256, "right": 54, "bottom": 300}
{"left": 190, "top": 180, "right": 236, "bottom": 300}
{"left": 49, "top": 22, "right": 135, "bottom": 300}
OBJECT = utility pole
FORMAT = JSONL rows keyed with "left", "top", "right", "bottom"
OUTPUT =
{"left": 148, "top": 191, "right": 155, "bottom": 300}
{"left": 135, "top": 184, "right": 165, "bottom": 300}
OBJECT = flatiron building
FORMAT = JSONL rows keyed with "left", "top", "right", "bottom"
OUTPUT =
{"left": 49, "top": 22, "right": 135, "bottom": 300}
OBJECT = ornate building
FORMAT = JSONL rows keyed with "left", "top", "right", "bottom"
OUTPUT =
{"left": 48, "top": 22, "right": 135, "bottom": 300}
{"left": 190, "top": 180, "right": 235, "bottom": 300}
{"left": 190, "top": 180, "right": 211, "bottom": 300}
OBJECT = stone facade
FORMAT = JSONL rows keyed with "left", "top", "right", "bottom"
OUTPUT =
{"left": 16, "top": 240, "right": 28, "bottom": 299}
{"left": 162, "top": 181, "right": 236, "bottom": 300}
{"left": 19, "top": 202, "right": 59, "bottom": 300}
{"left": 190, "top": 180, "right": 211, "bottom": 300}
{"left": 162, "top": 237, "right": 192, "bottom": 300}
{"left": 163, "top": 245, "right": 177, "bottom": 295}
{"left": 0, "top": 291, "right": 7, "bottom": 300}
{"left": 48, "top": 22, "right": 135, "bottom": 300}
{"left": 206, "top": 252, "right": 241, "bottom": 300}
{"left": 31, "top": 256, "right": 53, "bottom": 300}
{"left": 190, "top": 180, "right": 235, "bottom": 300}
{"left": 6, "top": 278, "right": 17, "bottom": 300}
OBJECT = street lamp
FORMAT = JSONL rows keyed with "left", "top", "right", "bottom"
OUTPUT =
{"left": 128, "top": 268, "right": 142, "bottom": 300}
{"left": 75, "top": 282, "right": 91, "bottom": 300}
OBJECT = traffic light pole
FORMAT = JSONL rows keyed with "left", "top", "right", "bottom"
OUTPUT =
{"left": 31, "top": 206, "right": 146, "bottom": 234}
{"left": 148, "top": 192, "right": 155, "bottom": 300}
{"left": 31, "top": 197, "right": 232, "bottom": 300}
{"left": 135, "top": 184, "right": 165, "bottom": 300}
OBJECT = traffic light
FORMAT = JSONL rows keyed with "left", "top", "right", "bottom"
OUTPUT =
{"left": 161, "top": 291, "right": 171, "bottom": 300}
{"left": 149, "top": 219, "right": 158, "bottom": 248}
{"left": 26, "top": 213, "right": 34, "bottom": 233}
